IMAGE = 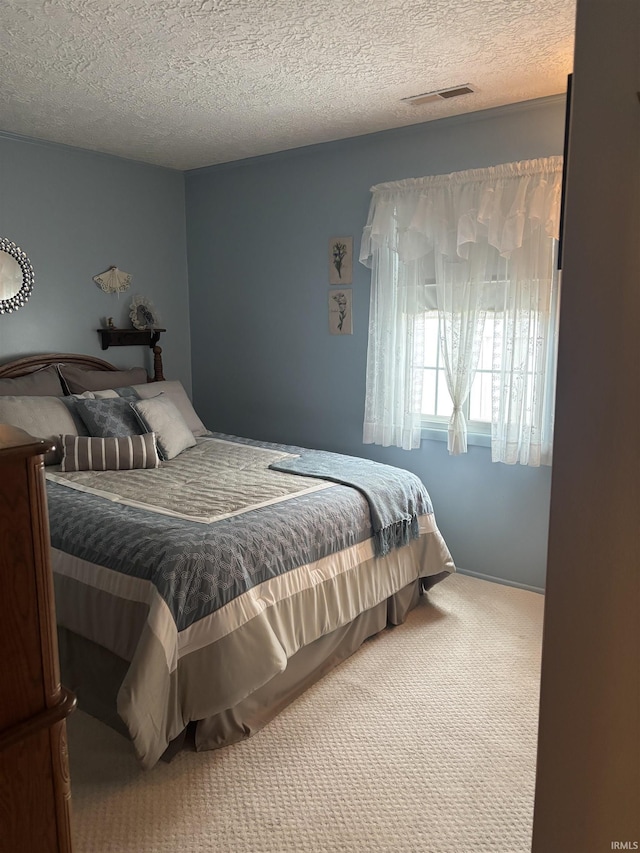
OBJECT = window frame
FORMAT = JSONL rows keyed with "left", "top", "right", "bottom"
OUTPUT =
{"left": 415, "top": 310, "right": 493, "bottom": 443}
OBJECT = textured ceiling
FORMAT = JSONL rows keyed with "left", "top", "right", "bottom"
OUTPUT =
{"left": 0, "top": 0, "right": 575, "bottom": 170}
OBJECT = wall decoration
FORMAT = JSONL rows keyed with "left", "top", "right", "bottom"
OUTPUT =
{"left": 329, "top": 288, "right": 353, "bottom": 335}
{"left": 93, "top": 265, "right": 132, "bottom": 294}
{"left": 0, "top": 237, "right": 35, "bottom": 314}
{"left": 129, "top": 295, "right": 160, "bottom": 330}
{"left": 329, "top": 236, "right": 353, "bottom": 284}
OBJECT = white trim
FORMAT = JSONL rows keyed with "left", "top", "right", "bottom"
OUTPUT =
{"left": 50, "top": 514, "right": 443, "bottom": 672}
{"left": 46, "top": 470, "right": 335, "bottom": 524}
{"left": 178, "top": 513, "right": 440, "bottom": 656}
{"left": 420, "top": 426, "right": 491, "bottom": 448}
{"left": 456, "top": 566, "right": 544, "bottom": 594}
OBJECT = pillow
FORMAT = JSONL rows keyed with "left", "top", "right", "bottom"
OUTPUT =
{"left": 94, "top": 379, "right": 207, "bottom": 436}
{"left": 132, "top": 395, "right": 196, "bottom": 460}
{"left": 91, "top": 388, "right": 133, "bottom": 399}
{"left": 0, "top": 365, "right": 65, "bottom": 397}
{"left": 0, "top": 395, "right": 92, "bottom": 465}
{"left": 59, "top": 433, "right": 160, "bottom": 472}
{"left": 58, "top": 364, "right": 148, "bottom": 393}
{"left": 58, "top": 391, "right": 96, "bottom": 428}
{"left": 74, "top": 397, "right": 143, "bottom": 438}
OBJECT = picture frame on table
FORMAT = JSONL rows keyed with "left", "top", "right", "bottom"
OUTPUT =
{"left": 129, "top": 295, "right": 160, "bottom": 330}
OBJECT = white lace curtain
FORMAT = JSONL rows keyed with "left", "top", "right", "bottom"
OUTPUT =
{"left": 359, "top": 156, "right": 563, "bottom": 465}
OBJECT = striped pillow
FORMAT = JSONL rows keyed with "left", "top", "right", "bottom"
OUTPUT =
{"left": 59, "top": 433, "right": 160, "bottom": 472}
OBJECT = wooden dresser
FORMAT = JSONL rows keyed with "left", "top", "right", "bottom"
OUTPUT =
{"left": 0, "top": 425, "right": 75, "bottom": 853}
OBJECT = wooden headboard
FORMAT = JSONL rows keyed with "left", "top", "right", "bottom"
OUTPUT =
{"left": 0, "top": 353, "right": 125, "bottom": 380}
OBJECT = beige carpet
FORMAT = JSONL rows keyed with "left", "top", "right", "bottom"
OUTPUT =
{"left": 67, "top": 573, "right": 544, "bottom": 853}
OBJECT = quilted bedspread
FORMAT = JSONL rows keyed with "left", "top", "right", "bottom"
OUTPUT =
{"left": 47, "top": 434, "right": 454, "bottom": 767}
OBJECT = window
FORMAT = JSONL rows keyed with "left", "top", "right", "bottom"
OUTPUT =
{"left": 416, "top": 312, "right": 494, "bottom": 434}
{"left": 360, "top": 156, "right": 563, "bottom": 465}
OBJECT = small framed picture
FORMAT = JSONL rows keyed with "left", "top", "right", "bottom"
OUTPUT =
{"left": 329, "top": 236, "right": 353, "bottom": 284}
{"left": 329, "top": 288, "right": 353, "bottom": 335}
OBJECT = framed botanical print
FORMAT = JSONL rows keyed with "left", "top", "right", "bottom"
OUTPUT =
{"left": 329, "top": 236, "right": 353, "bottom": 284}
{"left": 329, "top": 288, "right": 353, "bottom": 335}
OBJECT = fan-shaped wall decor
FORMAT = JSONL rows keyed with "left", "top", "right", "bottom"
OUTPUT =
{"left": 93, "top": 266, "right": 132, "bottom": 294}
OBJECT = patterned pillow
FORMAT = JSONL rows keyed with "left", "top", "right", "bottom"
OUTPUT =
{"left": 74, "top": 397, "right": 142, "bottom": 438}
{"left": 132, "top": 394, "right": 196, "bottom": 460}
{"left": 94, "top": 380, "right": 208, "bottom": 436}
{"left": 59, "top": 433, "right": 160, "bottom": 471}
{"left": 59, "top": 391, "right": 96, "bottom": 430}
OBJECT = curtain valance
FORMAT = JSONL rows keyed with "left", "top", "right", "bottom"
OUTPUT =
{"left": 359, "top": 157, "right": 563, "bottom": 266}
{"left": 359, "top": 156, "right": 563, "bottom": 464}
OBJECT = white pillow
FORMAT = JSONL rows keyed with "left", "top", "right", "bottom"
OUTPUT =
{"left": 95, "top": 379, "right": 207, "bottom": 436}
{"left": 131, "top": 394, "right": 196, "bottom": 460}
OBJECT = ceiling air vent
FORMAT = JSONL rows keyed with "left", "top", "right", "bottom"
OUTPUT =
{"left": 402, "top": 85, "right": 475, "bottom": 106}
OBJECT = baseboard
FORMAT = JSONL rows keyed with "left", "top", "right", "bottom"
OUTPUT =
{"left": 455, "top": 567, "right": 545, "bottom": 595}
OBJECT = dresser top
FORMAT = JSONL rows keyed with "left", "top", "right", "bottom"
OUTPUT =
{"left": 0, "top": 424, "right": 53, "bottom": 458}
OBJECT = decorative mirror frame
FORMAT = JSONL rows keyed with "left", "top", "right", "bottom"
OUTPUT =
{"left": 0, "top": 238, "right": 35, "bottom": 314}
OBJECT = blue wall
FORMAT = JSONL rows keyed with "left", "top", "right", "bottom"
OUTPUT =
{"left": 185, "top": 97, "right": 566, "bottom": 591}
{"left": 0, "top": 100, "right": 565, "bottom": 590}
{"left": 0, "top": 133, "right": 192, "bottom": 391}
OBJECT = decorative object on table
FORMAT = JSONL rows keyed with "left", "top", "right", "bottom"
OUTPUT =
{"left": 329, "top": 288, "right": 353, "bottom": 335}
{"left": 0, "top": 237, "right": 35, "bottom": 314}
{"left": 107, "top": 317, "right": 116, "bottom": 329}
{"left": 93, "top": 265, "right": 132, "bottom": 294}
{"left": 129, "top": 295, "right": 160, "bottom": 330}
{"left": 329, "top": 236, "right": 353, "bottom": 284}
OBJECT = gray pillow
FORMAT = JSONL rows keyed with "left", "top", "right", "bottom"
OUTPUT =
{"left": 94, "top": 379, "right": 207, "bottom": 436}
{"left": 59, "top": 364, "right": 148, "bottom": 393}
{"left": 0, "top": 364, "right": 65, "bottom": 397}
{"left": 0, "top": 394, "right": 92, "bottom": 464}
{"left": 75, "top": 397, "right": 143, "bottom": 438}
{"left": 132, "top": 395, "right": 196, "bottom": 460}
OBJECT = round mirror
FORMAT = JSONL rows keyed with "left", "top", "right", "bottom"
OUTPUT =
{"left": 0, "top": 238, "right": 35, "bottom": 314}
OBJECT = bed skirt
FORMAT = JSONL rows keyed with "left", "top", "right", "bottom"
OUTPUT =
{"left": 58, "top": 571, "right": 448, "bottom": 761}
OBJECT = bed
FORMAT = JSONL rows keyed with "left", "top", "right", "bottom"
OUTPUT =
{"left": 0, "top": 352, "right": 455, "bottom": 768}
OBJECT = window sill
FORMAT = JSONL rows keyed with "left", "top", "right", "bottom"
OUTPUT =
{"left": 420, "top": 426, "right": 491, "bottom": 448}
